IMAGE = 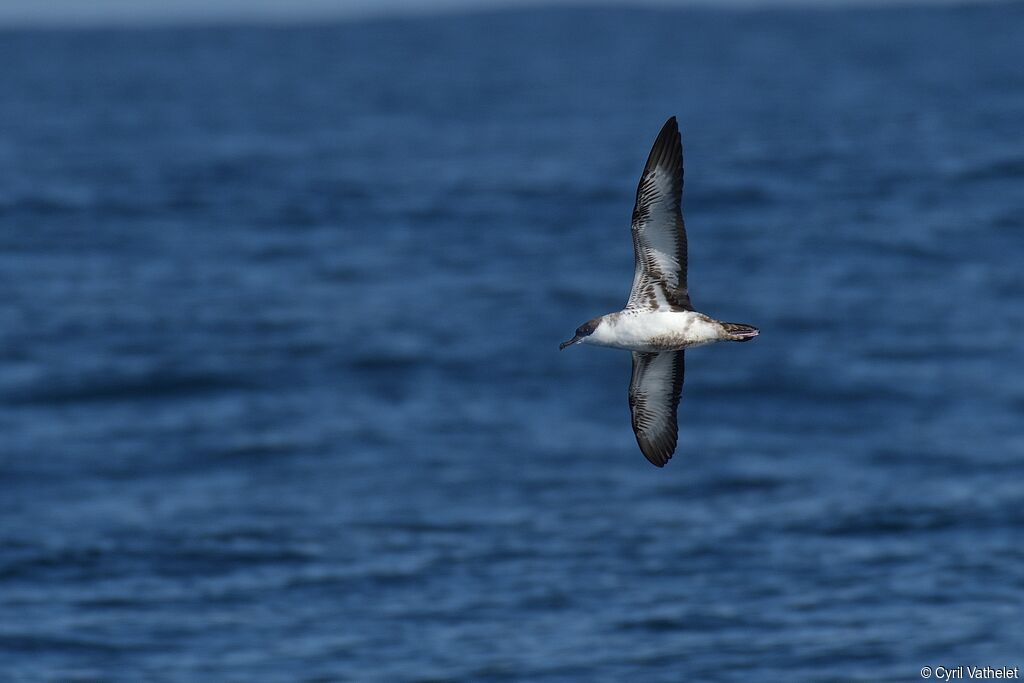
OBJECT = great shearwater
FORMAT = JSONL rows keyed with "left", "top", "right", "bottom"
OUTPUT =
{"left": 560, "top": 117, "right": 758, "bottom": 467}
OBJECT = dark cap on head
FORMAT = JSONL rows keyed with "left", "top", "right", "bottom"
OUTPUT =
{"left": 559, "top": 317, "right": 601, "bottom": 350}
{"left": 577, "top": 318, "right": 600, "bottom": 337}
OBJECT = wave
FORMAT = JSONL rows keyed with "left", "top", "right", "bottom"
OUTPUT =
{"left": 7, "top": 371, "right": 250, "bottom": 405}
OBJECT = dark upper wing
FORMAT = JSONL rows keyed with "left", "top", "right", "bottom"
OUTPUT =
{"left": 628, "top": 351, "right": 685, "bottom": 467}
{"left": 625, "top": 117, "right": 692, "bottom": 312}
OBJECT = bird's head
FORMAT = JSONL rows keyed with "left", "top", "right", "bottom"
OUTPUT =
{"left": 559, "top": 317, "right": 601, "bottom": 350}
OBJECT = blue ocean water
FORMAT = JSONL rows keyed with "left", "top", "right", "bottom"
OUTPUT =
{"left": 2, "top": 4, "right": 1023, "bottom": 681}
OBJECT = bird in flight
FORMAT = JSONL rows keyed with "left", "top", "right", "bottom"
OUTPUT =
{"left": 560, "top": 117, "right": 758, "bottom": 467}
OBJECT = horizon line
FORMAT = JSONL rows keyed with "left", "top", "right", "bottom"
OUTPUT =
{"left": 0, "top": 0, "right": 1013, "bottom": 30}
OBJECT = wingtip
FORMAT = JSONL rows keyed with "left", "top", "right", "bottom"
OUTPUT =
{"left": 643, "top": 451, "right": 671, "bottom": 468}
{"left": 656, "top": 116, "right": 679, "bottom": 139}
{"left": 639, "top": 441, "right": 674, "bottom": 468}
{"left": 638, "top": 116, "right": 682, "bottom": 179}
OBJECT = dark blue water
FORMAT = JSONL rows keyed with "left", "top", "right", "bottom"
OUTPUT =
{"left": 2, "top": 4, "right": 1023, "bottom": 681}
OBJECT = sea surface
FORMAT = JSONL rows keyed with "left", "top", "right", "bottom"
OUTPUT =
{"left": 2, "top": 4, "right": 1023, "bottom": 681}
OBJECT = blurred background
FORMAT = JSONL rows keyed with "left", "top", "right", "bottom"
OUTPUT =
{"left": 1, "top": 0, "right": 1023, "bottom": 681}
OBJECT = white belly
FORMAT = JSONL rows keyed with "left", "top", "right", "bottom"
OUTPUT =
{"left": 588, "top": 310, "right": 722, "bottom": 352}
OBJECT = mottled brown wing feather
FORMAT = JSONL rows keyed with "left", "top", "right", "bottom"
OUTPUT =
{"left": 626, "top": 117, "right": 692, "bottom": 312}
{"left": 628, "top": 351, "right": 685, "bottom": 467}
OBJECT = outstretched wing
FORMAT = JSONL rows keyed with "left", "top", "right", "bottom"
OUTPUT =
{"left": 625, "top": 116, "right": 691, "bottom": 312}
{"left": 628, "top": 351, "right": 685, "bottom": 467}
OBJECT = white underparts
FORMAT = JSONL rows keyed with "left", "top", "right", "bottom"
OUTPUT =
{"left": 584, "top": 310, "right": 725, "bottom": 352}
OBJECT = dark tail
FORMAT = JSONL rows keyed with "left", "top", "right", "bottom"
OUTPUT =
{"left": 721, "top": 322, "right": 759, "bottom": 342}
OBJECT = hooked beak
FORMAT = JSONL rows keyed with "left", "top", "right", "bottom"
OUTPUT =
{"left": 559, "top": 335, "right": 583, "bottom": 350}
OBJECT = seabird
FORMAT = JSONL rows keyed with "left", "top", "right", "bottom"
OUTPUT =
{"left": 560, "top": 117, "right": 758, "bottom": 467}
